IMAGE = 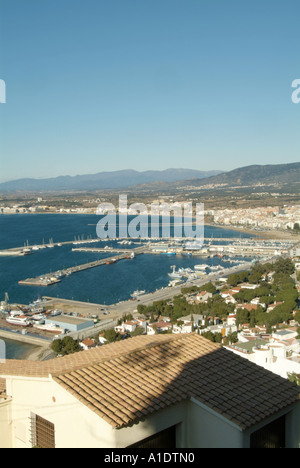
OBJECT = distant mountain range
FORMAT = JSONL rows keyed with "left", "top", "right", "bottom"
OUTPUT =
{"left": 175, "top": 162, "right": 300, "bottom": 188}
{"left": 0, "top": 168, "right": 222, "bottom": 192}
{"left": 0, "top": 163, "right": 299, "bottom": 193}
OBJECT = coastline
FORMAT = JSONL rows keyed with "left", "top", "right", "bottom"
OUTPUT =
{"left": 1, "top": 212, "right": 299, "bottom": 242}
{"left": 204, "top": 221, "right": 299, "bottom": 241}
{"left": 0, "top": 330, "right": 51, "bottom": 361}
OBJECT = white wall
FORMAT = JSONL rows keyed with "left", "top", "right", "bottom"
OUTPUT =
{"left": 0, "top": 398, "right": 12, "bottom": 448}
{"left": 6, "top": 376, "right": 116, "bottom": 448}
{"left": 5, "top": 375, "right": 189, "bottom": 448}
{"left": 3, "top": 374, "right": 300, "bottom": 448}
{"left": 187, "top": 399, "right": 245, "bottom": 448}
{"left": 114, "top": 401, "right": 189, "bottom": 448}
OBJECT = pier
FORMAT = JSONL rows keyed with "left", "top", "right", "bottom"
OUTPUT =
{"left": 18, "top": 246, "right": 147, "bottom": 286}
{"left": 41, "top": 260, "right": 255, "bottom": 321}
{"left": 72, "top": 247, "right": 135, "bottom": 254}
{"left": 0, "top": 238, "right": 101, "bottom": 256}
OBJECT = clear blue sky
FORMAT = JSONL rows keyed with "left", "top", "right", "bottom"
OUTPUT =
{"left": 0, "top": 0, "right": 299, "bottom": 181}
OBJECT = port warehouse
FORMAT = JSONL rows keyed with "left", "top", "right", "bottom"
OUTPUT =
{"left": 44, "top": 315, "right": 94, "bottom": 333}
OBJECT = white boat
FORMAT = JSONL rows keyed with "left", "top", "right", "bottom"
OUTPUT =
{"left": 31, "top": 314, "right": 46, "bottom": 325}
{"left": 33, "top": 323, "right": 63, "bottom": 333}
{"left": 168, "top": 265, "right": 182, "bottom": 279}
{"left": 6, "top": 314, "right": 30, "bottom": 327}
{"left": 50, "top": 309, "right": 62, "bottom": 316}
{"left": 168, "top": 279, "right": 184, "bottom": 287}
{"left": 179, "top": 268, "right": 193, "bottom": 274}
{"left": 194, "top": 270, "right": 208, "bottom": 276}
{"left": 22, "top": 248, "right": 32, "bottom": 255}
{"left": 194, "top": 264, "right": 210, "bottom": 271}
{"left": 187, "top": 273, "right": 198, "bottom": 279}
{"left": 131, "top": 290, "right": 146, "bottom": 298}
{"left": 29, "top": 298, "right": 46, "bottom": 313}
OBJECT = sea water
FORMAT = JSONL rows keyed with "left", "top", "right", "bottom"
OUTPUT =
{"left": 0, "top": 214, "right": 253, "bottom": 358}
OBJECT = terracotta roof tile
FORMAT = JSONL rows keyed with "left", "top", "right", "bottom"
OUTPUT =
{"left": 0, "top": 333, "right": 299, "bottom": 430}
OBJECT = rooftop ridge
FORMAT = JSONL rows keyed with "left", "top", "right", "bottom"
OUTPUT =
{"left": 0, "top": 333, "right": 198, "bottom": 378}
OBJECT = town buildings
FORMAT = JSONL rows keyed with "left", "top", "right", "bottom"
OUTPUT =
{"left": 210, "top": 205, "right": 300, "bottom": 232}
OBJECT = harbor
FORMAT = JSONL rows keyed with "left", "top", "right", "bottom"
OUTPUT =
{"left": 17, "top": 246, "right": 146, "bottom": 286}
{"left": 0, "top": 214, "right": 298, "bottom": 354}
{"left": 0, "top": 257, "right": 254, "bottom": 347}
{"left": 10, "top": 235, "right": 296, "bottom": 288}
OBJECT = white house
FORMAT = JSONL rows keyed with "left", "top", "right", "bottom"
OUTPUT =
{"left": 227, "top": 341, "right": 300, "bottom": 380}
{"left": 290, "top": 242, "right": 300, "bottom": 258}
{"left": 240, "top": 283, "right": 259, "bottom": 290}
{"left": 272, "top": 329, "right": 299, "bottom": 342}
{"left": 123, "top": 321, "right": 139, "bottom": 333}
{"left": 196, "top": 291, "right": 213, "bottom": 303}
{"left": 0, "top": 334, "right": 299, "bottom": 448}
{"left": 199, "top": 323, "right": 238, "bottom": 338}
{"left": 147, "top": 321, "right": 172, "bottom": 335}
{"left": 227, "top": 314, "right": 237, "bottom": 326}
{"left": 178, "top": 314, "right": 204, "bottom": 328}
{"left": 79, "top": 338, "right": 96, "bottom": 351}
{"left": 173, "top": 321, "right": 193, "bottom": 334}
{"left": 115, "top": 320, "right": 139, "bottom": 334}
{"left": 98, "top": 335, "right": 108, "bottom": 345}
{"left": 225, "top": 295, "right": 237, "bottom": 305}
{"left": 221, "top": 287, "right": 241, "bottom": 301}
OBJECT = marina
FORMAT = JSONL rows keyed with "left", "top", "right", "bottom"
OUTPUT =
{"left": 0, "top": 214, "right": 298, "bottom": 321}
{"left": 7, "top": 234, "right": 297, "bottom": 291}
{"left": 0, "top": 237, "right": 102, "bottom": 257}
{"left": 0, "top": 256, "right": 254, "bottom": 344}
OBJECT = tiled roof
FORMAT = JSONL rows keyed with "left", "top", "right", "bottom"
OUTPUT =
{"left": 0, "top": 334, "right": 299, "bottom": 430}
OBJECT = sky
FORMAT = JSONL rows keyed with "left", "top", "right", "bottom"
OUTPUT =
{"left": 0, "top": 0, "right": 299, "bottom": 182}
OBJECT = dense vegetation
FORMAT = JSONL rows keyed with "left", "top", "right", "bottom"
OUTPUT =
{"left": 137, "top": 258, "right": 299, "bottom": 334}
{"left": 51, "top": 257, "right": 299, "bottom": 348}
{"left": 51, "top": 336, "right": 82, "bottom": 356}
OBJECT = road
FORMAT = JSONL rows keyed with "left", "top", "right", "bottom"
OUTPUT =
{"left": 44, "top": 260, "right": 254, "bottom": 322}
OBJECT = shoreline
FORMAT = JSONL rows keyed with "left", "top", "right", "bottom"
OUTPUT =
{"left": 1, "top": 211, "right": 298, "bottom": 240}
{"left": 0, "top": 330, "right": 51, "bottom": 361}
{"left": 204, "top": 222, "right": 300, "bottom": 241}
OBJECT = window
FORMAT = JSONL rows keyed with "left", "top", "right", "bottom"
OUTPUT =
{"left": 250, "top": 415, "right": 285, "bottom": 449}
{"left": 31, "top": 414, "right": 55, "bottom": 448}
{"left": 128, "top": 425, "right": 176, "bottom": 449}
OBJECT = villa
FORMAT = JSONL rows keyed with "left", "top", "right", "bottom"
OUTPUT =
{"left": 0, "top": 334, "right": 299, "bottom": 448}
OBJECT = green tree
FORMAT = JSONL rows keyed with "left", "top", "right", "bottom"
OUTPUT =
{"left": 51, "top": 339, "right": 63, "bottom": 355}
{"left": 288, "top": 372, "right": 300, "bottom": 386}
{"left": 103, "top": 328, "right": 121, "bottom": 343}
{"left": 274, "top": 258, "right": 295, "bottom": 276}
{"left": 130, "top": 327, "right": 145, "bottom": 337}
{"left": 51, "top": 336, "right": 81, "bottom": 356}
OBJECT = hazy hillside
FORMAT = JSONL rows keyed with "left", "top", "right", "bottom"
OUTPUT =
{"left": 0, "top": 168, "right": 222, "bottom": 192}
{"left": 177, "top": 163, "right": 300, "bottom": 188}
